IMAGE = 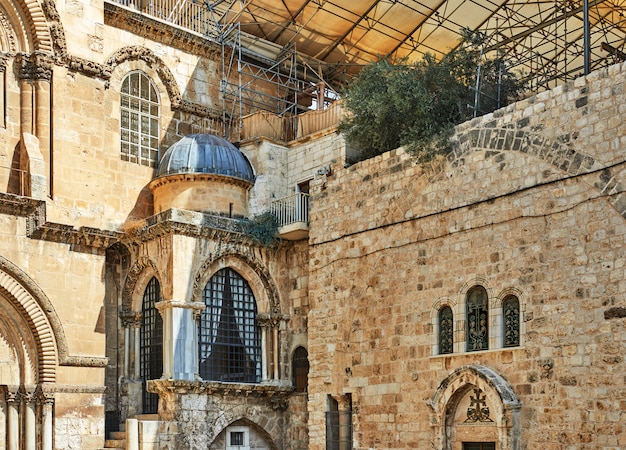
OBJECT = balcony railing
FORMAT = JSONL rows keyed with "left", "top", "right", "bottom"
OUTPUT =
{"left": 270, "top": 192, "right": 309, "bottom": 228}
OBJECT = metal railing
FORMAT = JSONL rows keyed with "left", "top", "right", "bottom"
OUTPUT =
{"left": 270, "top": 192, "right": 309, "bottom": 228}
{"left": 108, "top": 0, "right": 217, "bottom": 37}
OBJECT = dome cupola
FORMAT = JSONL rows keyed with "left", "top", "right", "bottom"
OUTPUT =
{"left": 149, "top": 134, "right": 255, "bottom": 216}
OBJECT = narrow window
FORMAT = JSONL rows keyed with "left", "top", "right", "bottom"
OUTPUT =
{"left": 463, "top": 443, "right": 495, "bottom": 450}
{"left": 438, "top": 306, "right": 454, "bottom": 354}
{"left": 199, "top": 268, "right": 261, "bottom": 383}
{"left": 326, "top": 395, "right": 352, "bottom": 450}
{"left": 503, "top": 295, "right": 520, "bottom": 347}
{"left": 292, "top": 346, "right": 309, "bottom": 392}
{"left": 140, "top": 277, "right": 163, "bottom": 414}
{"left": 120, "top": 71, "right": 160, "bottom": 167}
{"left": 466, "top": 286, "right": 489, "bottom": 352}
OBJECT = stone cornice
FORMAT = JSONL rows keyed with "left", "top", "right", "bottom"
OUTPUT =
{"left": 148, "top": 379, "right": 293, "bottom": 400}
{"left": 0, "top": 192, "right": 122, "bottom": 251}
{"left": 149, "top": 173, "right": 253, "bottom": 191}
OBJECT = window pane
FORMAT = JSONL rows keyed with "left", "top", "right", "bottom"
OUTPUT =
{"left": 199, "top": 268, "right": 261, "bottom": 383}
{"left": 120, "top": 72, "right": 160, "bottom": 167}
{"left": 503, "top": 296, "right": 520, "bottom": 347}
{"left": 140, "top": 277, "right": 162, "bottom": 414}
{"left": 467, "top": 286, "right": 489, "bottom": 351}
{"left": 439, "top": 306, "right": 453, "bottom": 354}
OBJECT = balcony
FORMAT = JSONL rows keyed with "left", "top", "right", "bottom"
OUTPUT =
{"left": 270, "top": 192, "right": 309, "bottom": 241}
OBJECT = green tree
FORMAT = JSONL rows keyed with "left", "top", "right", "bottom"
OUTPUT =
{"left": 339, "top": 31, "right": 522, "bottom": 162}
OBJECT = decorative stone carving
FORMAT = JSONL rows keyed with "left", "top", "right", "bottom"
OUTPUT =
{"left": 464, "top": 387, "right": 493, "bottom": 423}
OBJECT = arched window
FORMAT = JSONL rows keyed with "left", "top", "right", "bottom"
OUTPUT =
{"left": 466, "top": 286, "right": 489, "bottom": 352}
{"left": 502, "top": 295, "right": 520, "bottom": 347}
{"left": 140, "top": 277, "right": 162, "bottom": 414}
{"left": 438, "top": 306, "right": 454, "bottom": 354}
{"left": 292, "top": 346, "right": 309, "bottom": 392}
{"left": 199, "top": 268, "right": 261, "bottom": 383}
{"left": 120, "top": 71, "right": 160, "bottom": 167}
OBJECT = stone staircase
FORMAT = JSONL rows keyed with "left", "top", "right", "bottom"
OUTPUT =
{"left": 101, "top": 414, "right": 159, "bottom": 449}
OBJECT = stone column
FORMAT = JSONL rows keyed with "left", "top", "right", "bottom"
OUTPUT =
{"left": 120, "top": 311, "right": 142, "bottom": 379}
{"left": 336, "top": 395, "right": 352, "bottom": 450}
{"left": 23, "top": 387, "right": 37, "bottom": 450}
{"left": 5, "top": 388, "right": 20, "bottom": 450}
{"left": 157, "top": 300, "right": 205, "bottom": 380}
{"left": 258, "top": 311, "right": 289, "bottom": 381}
{"left": 39, "top": 390, "right": 54, "bottom": 450}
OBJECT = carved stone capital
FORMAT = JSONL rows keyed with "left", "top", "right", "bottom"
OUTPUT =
{"left": 120, "top": 308, "right": 142, "bottom": 328}
{"left": 18, "top": 52, "right": 54, "bottom": 82}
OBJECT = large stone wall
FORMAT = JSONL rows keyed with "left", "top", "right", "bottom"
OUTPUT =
{"left": 307, "top": 62, "right": 626, "bottom": 449}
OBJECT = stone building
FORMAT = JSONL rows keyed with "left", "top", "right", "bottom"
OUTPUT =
{"left": 0, "top": 0, "right": 625, "bottom": 449}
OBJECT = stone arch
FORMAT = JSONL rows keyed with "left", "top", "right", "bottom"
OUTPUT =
{"left": 105, "top": 46, "right": 181, "bottom": 109}
{"left": 0, "top": 256, "right": 59, "bottom": 383}
{"left": 431, "top": 297, "right": 457, "bottom": 356}
{"left": 430, "top": 365, "right": 521, "bottom": 450}
{"left": 192, "top": 252, "right": 280, "bottom": 314}
{"left": 121, "top": 257, "right": 163, "bottom": 317}
{"left": 0, "top": 0, "right": 63, "bottom": 53}
{"left": 211, "top": 417, "right": 279, "bottom": 450}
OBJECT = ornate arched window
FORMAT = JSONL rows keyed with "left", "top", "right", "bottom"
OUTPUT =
{"left": 438, "top": 306, "right": 454, "bottom": 354}
{"left": 140, "top": 276, "right": 162, "bottom": 414}
{"left": 466, "top": 286, "right": 489, "bottom": 352}
{"left": 120, "top": 71, "right": 160, "bottom": 167}
{"left": 292, "top": 346, "right": 309, "bottom": 392}
{"left": 199, "top": 268, "right": 261, "bottom": 383}
{"left": 502, "top": 295, "right": 520, "bottom": 347}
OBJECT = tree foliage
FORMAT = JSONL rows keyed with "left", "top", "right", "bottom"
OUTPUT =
{"left": 339, "top": 31, "right": 522, "bottom": 162}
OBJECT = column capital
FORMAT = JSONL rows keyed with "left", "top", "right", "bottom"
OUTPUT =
{"left": 120, "top": 308, "right": 142, "bottom": 328}
{"left": 17, "top": 52, "right": 53, "bottom": 82}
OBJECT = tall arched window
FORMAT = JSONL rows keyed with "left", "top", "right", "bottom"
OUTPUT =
{"left": 502, "top": 295, "right": 520, "bottom": 347}
{"left": 140, "top": 276, "right": 162, "bottom": 414}
{"left": 120, "top": 71, "right": 160, "bottom": 167}
{"left": 199, "top": 268, "right": 261, "bottom": 383}
{"left": 292, "top": 346, "right": 309, "bottom": 392}
{"left": 466, "top": 286, "right": 489, "bottom": 352}
{"left": 438, "top": 306, "right": 454, "bottom": 354}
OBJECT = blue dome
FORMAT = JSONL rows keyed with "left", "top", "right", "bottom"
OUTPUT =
{"left": 156, "top": 134, "right": 255, "bottom": 183}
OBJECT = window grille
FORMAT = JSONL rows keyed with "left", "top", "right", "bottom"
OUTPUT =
{"left": 466, "top": 286, "right": 489, "bottom": 352}
{"left": 503, "top": 295, "right": 520, "bottom": 347}
{"left": 140, "top": 277, "right": 163, "bottom": 414}
{"left": 463, "top": 443, "right": 495, "bottom": 450}
{"left": 292, "top": 346, "right": 309, "bottom": 392}
{"left": 120, "top": 71, "right": 160, "bottom": 167}
{"left": 438, "top": 306, "right": 454, "bottom": 354}
{"left": 199, "top": 268, "right": 261, "bottom": 383}
{"left": 325, "top": 395, "right": 352, "bottom": 450}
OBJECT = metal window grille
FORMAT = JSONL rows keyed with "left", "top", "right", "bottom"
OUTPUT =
{"left": 503, "top": 295, "right": 520, "bottom": 347}
{"left": 140, "top": 277, "right": 163, "bottom": 414}
{"left": 199, "top": 268, "right": 261, "bottom": 383}
{"left": 438, "top": 306, "right": 454, "bottom": 354}
{"left": 121, "top": 71, "right": 160, "bottom": 167}
{"left": 466, "top": 286, "right": 489, "bottom": 352}
{"left": 292, "top": 346, "right": 309, "bottom": 392}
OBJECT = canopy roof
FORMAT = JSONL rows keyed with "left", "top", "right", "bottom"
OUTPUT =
{"left": 208, "top": 0, "right": 626, "bottom": 92}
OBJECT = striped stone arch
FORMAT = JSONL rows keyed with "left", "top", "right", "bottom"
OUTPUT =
{"left": 2, "top": 0, "right": 64, "bottom": 53}
{"left": 192, "top": 251, "right": 281, "bottom": 315}
{"left": 0, "top": 255, "right": 59, "bottom": 383}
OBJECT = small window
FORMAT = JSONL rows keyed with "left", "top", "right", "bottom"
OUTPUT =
{"left": 230, "top": 431, "right": 244, "bottom": 446}
{"left": 503, "top": 295, "right": 520, "bottom": 347}
{"left": 466, "top": 286, "right": 489, "bottom": 352}
{"left": 292, "top": 346, "right": 309, "bottom": 392}
{"left": 438, "top": 306, "right": 454, "bottom": 354}
{"left": 463, "top": 443, "right": 495, "bottom": 450}
{"left": 226, "top": 426, "right": 249, "bottom": 450}
{"left": 120, "top": 71, "right": 160, "bottom": 167}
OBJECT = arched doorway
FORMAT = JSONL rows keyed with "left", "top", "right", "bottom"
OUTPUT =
{"left": 430, "top": 365, "right": 521, "bottom": 450}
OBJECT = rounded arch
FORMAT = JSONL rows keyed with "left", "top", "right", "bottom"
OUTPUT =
{"left": 211, "top": 417, "right": 279, "bottom": 450}
{"left": 459, "top": 277, "right": 495, "bottom": 303}
{"left": 494, "top": 286, "right": 524, "bottom": 307}
{"left": 0, "top": 256, "right": 60, "bottom": 383}
{"left": 106, "top": 46, "right": 181, "bottom": 109}
{"left": 193, "top": 252, "right": 280, "bottom": 314}
{"left": 430, "top": 365, "right": 521, "bottom": 450}
{"left": 121, "top": 257, "right": 163, "bottom": 315}
{"left": 0, "top": 0, "right": 63, "bottom": 53}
